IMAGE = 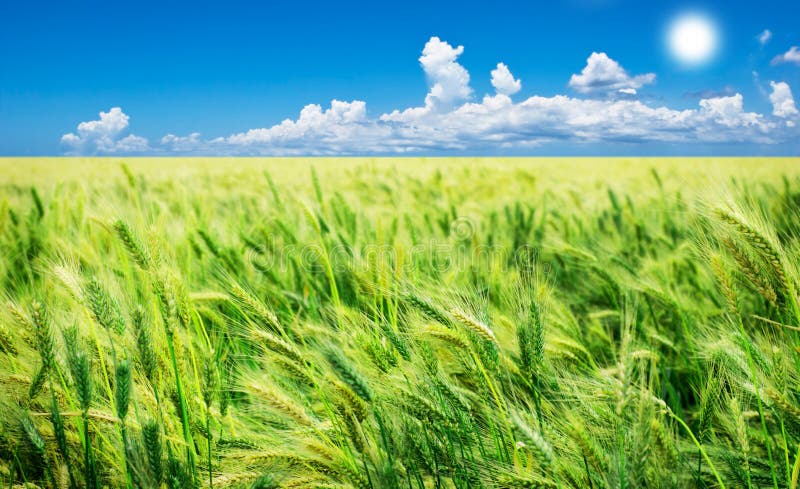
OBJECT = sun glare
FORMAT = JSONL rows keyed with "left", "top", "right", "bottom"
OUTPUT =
{"left": 667, "top": 13, "right": 718, "bottom": 66}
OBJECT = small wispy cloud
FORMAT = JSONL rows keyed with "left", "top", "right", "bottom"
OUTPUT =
{"left": 771, "top": 46, "right": 800, "bottom": 66}
{"left": 683, "top": 86, "right": 736, "bottom": 99}
{"left": 757, "top": 29, "right": 772, "bottom": 46}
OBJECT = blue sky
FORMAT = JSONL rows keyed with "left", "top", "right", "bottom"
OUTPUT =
{"left": 1, "top": 0, "right": 799, "bottom": 155}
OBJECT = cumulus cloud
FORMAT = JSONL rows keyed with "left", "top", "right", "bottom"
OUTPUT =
{"left": 568, "top": 52, "right": 655, "bottom": 94}
{"left": 62, "top": 37, "right": 799, "bottom": 155}
{"left": 161, "top": 133, "right": 206, "bottom": 153}
{"left": 76, "top": 107, "right": 129, "bottom": 136}
{"left": 757, "top": 29, "right": 772, "bottom": 46}
{"left": 419, "top": 37, "right": 472, "bottom": 110}
{"left": 61, "top": 107, "right": 149, "bottom": 154}
{"left": 162, "top": 93, "right": 780, "bottom": 154}
{"left": 698, "top": 94, "right": 763, "bottom": 128}
{"left": 210, "top": 100, "right": 380, "bottom": 154}
{"left": 769, "top": 81, "right": 799, "bottom": 120}
{"left": 772, "top": 46, "right": 800, "bottom": 66}
{"left": 490, "top": 63, "right": 521, "bottom": 96}
{"left": 112, "top": 134, "right": 151, "bottom": 152}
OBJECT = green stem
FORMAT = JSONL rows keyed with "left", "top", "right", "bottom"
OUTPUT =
{"left": 618, "top": 427, "right": 627, "bottom": 489}
{"left": 781, "top": 419, "right": 791, "bottom": 486}
{"left": 83, "top": 412, "right": 98, "bottom": 489}
{"left": 736, "top": 317, "right": 779, "bottom": 489}
{"left": 49, "top": 378, "right": 77, "bottom": 489}
{"left": 166, "top": 331, "right": 197, "bottom": 486}
{"left": 206, "top": 408, "right": 213, "bottom": 489}
{"left": 790, "top": 441, "right": 800, "bottom": 489}
{"left": 121, "top": 425, "right": 133, "bottom": 489}
{"left": 666, "top": 408, "right": 726, "bottom": 489}
{"left": 11, "top": 444, "right": 25, "bottom": 487}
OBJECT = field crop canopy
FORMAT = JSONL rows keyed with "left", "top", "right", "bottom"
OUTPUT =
{"left": 1, "top": 157, "right": 800, "bottom": 489}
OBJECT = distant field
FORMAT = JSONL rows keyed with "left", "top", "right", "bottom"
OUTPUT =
{"left": 1, "top": 157, "right": 800, "bottom": 488}
{"left": 2, "top": 156, "right": 799, "bottom": 187}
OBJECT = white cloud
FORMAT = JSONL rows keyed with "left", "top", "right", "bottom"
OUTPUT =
{"left": 769, "top": 81, "right": 799, "bottom": 119}
{"left": 111, "top": 134, "right": 150, "bottom": 153}
{"left": 207, "top": 100, "right": 395, "bottom": 155}
{"left": 62, "top": 37, "right": 799, "bottom": 155}
{"left": 772, "top": 46, "right": 800, "bottom": 66}
{"left": 568, "top": 52, "right": 655, "bottom": 94}
{"left": 162, "top": 132, "right": 202, "bottom": 146}
{"left": 757, "top": 29, "right": 772, "bottom": 46}
{"left": 60, "top": 133, "right": 81, "bottom": 147}
{"left": 698, "top": 94, "right": 763, "bottom": 128}
{"left": 490, "top": 63, "right": 521, "bottom": 96}
{"left": 76, "top": 107, "right": 129, "bottom": 136}
{"left": 160, "top": 93, "right": 779, "bottom": 154}
{"left": 61, "top": 107, "right": 149, "bottom": 154}
{"left": 419, "top": 37, "right": 472, "bottom": 110}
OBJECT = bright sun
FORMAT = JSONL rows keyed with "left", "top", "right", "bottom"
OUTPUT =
{"left": 667, "top": 13, "right": 718, "bottom": 66}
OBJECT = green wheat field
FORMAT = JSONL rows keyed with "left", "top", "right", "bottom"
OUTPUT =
{"left": 2, "top": 157, "right": 800, "bottom": 489}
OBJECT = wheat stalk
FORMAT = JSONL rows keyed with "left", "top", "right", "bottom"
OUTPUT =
{"left": 113, "top": 219, "right": 151, "bottom": 269}
{"left": 450, "top": 307, "right": 498, "bottom": 344}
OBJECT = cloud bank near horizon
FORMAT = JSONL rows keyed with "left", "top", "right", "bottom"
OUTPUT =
{"left": 62, "top": 36, "right": 799, "bottom": 155}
